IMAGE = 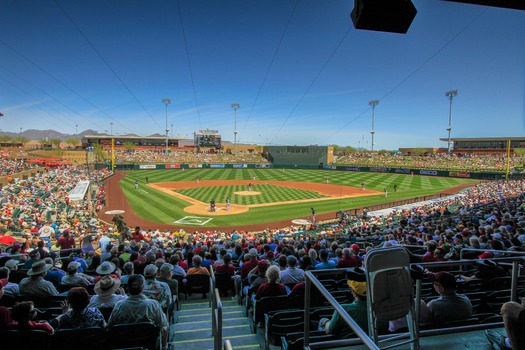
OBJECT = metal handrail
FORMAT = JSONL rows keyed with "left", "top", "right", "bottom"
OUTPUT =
{"left": 304, "top": 269, "right": 380, "bottom": 350}
{"left": 301, "top": 255, "right": 524, "bottom": 350}
{"left": 210, "top": 267, "right": 223, "bottom": 350}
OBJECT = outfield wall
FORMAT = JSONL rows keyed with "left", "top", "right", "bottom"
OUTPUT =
{"left": 112, "top": 163, "right": 504, "bottom": 180}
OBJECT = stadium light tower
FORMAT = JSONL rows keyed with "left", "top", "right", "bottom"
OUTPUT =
{"left": 162, "top": 98, "right": 172, "bottom": 154}
{"left": 231, "top": 103, "right": 240, "bottom": 154}
{"left": 110, "top": 122, "right": 113, "bottom": 136}
{"left": 368, "top": 100, "right": 379, "bottom": 152}
{"left": 445, "top": 90, "right": 458, "bottom": 155}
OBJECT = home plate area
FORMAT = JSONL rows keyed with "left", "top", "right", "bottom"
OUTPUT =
{"left": 174, "top": 216, "right": 213, "bottom": 226}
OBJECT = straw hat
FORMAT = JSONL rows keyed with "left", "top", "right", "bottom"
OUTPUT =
{"left": 94, "top": 275, "right": 121, "bottom": 297}
{"left": 96, "top": 261, "right": 116, "bottom": 275}
{"left": 27, "top": 260, "right": 53, "bottom": 276}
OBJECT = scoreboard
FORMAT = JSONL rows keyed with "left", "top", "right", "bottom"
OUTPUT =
{"left": 195, "top": 129, "right": 221, "bottom": 149}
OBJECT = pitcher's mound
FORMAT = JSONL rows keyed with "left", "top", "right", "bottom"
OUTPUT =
{"left": 234, "top": 191, "right": 261, "bottom": 196}
{"left": 184, "top": 204, "right": 249, "bottom": 215}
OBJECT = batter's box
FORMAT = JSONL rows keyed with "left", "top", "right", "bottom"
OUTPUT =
{"left": 175, "top": 216, "right": 213, "bottom": 225}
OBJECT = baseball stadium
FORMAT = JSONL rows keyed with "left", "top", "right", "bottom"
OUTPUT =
{"left": 1, "top": 133, "right": 525, "bottom": 349}
{"left": 1, "top": 1, "right": 525, "bottom": 350}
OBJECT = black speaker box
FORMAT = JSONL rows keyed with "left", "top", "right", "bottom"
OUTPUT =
{"left": 351, "top": 0, "right": 417, "bottom": 34}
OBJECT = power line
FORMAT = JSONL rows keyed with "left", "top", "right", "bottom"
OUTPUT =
{"left": 271, "top": 24, "right": 354, "bottom": 144}
{"left": 0, "top": 37, "right": 135, "bottom": 135}
{"left": 177, "top": 0, "right": 202, "bottom": 131}
{"left": 53, "top": 0, "right": 162, "bottom": 133}
{"left": 239, "top": 0, "right": 300, "bottom": 143}
{"left": 317, "top": 7, "right": 488, "bottom": 145}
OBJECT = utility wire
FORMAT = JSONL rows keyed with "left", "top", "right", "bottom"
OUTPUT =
{"left": 0, "top": 63, "right": 99, "bottom": 132}
{"left": 0, "top": 38, "right": 135, "bottom": 135}
{"left": 317, "top": 7, "right": 488, "bottom": 145}
{"left": 239, "top": 0, "right": 300, "bottom": 143}
{"left": 177, "top": 0, "right": 202, "bottom": 131}
{"left": 53, "top": 0, "right": 161, "bottom": 133}
{"left": 271, "top": 24, "right": 353, "bottom": 145}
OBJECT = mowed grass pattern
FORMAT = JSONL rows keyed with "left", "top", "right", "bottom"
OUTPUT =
{"left": 176, "top": 184, "right": 327, "bottom": 205}
{"left": 120, "top": 169, "right": 478, "bottom": 228}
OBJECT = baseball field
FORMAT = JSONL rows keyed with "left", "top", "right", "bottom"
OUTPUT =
{"left": 101, "top": 168, "right": 478, "bottom": 231}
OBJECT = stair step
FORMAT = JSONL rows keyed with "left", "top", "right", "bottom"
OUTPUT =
{"left": 172, "top": 296, "right": 261, "bottom": 350}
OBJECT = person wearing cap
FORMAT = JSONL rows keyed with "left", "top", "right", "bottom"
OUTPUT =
{"left": 3, "top": 259, "right": 27, "bottom": 284}
{"left": 22, "top": 249, "right": 41, "bottom": 270}
{"left": 19, "top": 260, "right": 59, "bottom": 297}
{"left": 157, "top": 263, "right": 178, "bottom": 298}
{"left": 88, "top": 275, "right": 127, "bottom": 309}
{"left": 61, "top": 261, "right": 94, "bottom": 287}
{"left": 49, "top": 287, "right": 106, "bottom": 331}
{"left": 424, "top": 271, "right": 472, "bottom": 324}
{"left": 319, "top": 268, "right": 385, "bottom": 336}
{"left": 143, "top": 264, "right": 171, "bottom": 310}
{"left": 458, "top": 259, "right": 506, "bottom": 282}
{"left": 108, "top": 274, "right": 168, "bottom": 350}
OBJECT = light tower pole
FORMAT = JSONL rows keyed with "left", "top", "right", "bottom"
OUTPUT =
{"left": 171, "top": 124, "right": 173, "bottom": 138}
{"left": 75, "top": 124, "right": 78, "bottom": 135}
{"left": 162, "top": 98, "right": 172, "bottom": 154}
{"left": 368, "top": 100, "right": 379, "bottom": 152}
{"left": 231, "top": 103, "right": 240, "bottom": 154}
{"left": 110, "top": 122, "right": 113, "bottom": 136}
{"left": 445, "top": 89, "right": 458, "bottom": 155}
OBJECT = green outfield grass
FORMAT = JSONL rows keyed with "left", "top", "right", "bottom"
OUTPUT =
{"left": 119, "top": 169, "right": 478, "bottom": 228}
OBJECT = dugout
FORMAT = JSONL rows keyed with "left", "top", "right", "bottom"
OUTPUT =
{"left": 265, "top": 145, "right": 333, "bottom": 166}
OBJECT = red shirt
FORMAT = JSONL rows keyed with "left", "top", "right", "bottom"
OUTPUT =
{"left": 132, "top": 232, "right": 145, "bottom": 242}
{"left": 215, "top": 263, "right": 235, "bottom": 274}
{"left": 57, "top": 236, "right": 75, "bottom": 250}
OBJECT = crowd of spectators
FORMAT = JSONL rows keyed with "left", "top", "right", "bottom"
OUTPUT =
{"left": 333, "top": 152, "right": 524, "bottom": 172}
{"left": 0, "top": 159, "right": 41, "bottom": 177}
{"left": 112, "top": 149, "right": 270, "bottom": 165}
{"left": 1, "top": 153, "right": 525, "bottom": 347}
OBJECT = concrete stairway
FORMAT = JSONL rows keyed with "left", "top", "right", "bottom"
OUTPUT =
{"left": 170, "top": 297, "right": 261, "bottom": 350}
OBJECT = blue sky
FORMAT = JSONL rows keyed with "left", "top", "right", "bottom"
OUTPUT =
{"left": 0, "top": 0, "right": 524, "bottom": 150}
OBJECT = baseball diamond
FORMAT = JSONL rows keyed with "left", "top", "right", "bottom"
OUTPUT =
{"left": 99, "top": 168, "right": 477, "bottom": 232}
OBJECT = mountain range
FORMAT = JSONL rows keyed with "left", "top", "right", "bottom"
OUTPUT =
{"left": 0, "top": 129, "right": 178, "bottom": 141}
